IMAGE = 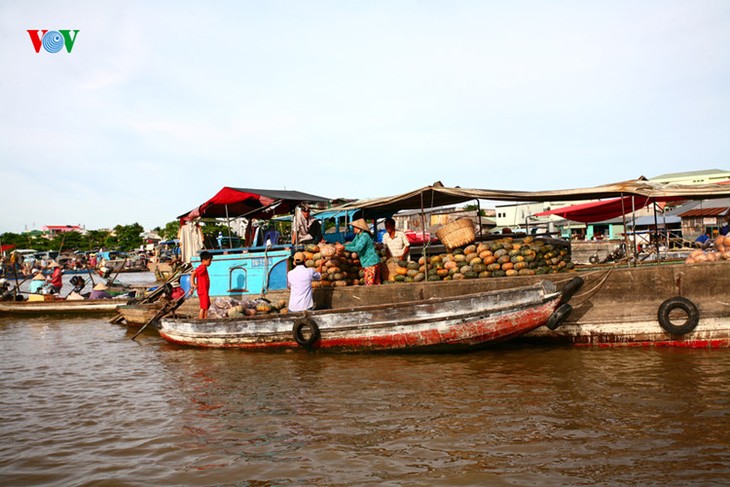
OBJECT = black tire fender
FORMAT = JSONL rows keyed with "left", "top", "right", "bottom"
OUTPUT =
{"left": 559, "top": 277, "right": 584, "bottom": 304}
{"left": 657, "top": 297, "right": 699, "bottom": 335}
{"left": 293, "top": 317, "right": 321, "bottom": 348}
{"left": 547, "top": 303, "right": 572, "bottom": 330}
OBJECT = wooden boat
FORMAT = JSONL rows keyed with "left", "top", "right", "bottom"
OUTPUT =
{"left": 522, "top": 260, "right": 730, "bottom": 348}
{"left": 0, "top": 298, "right": 121, "bottom": 315}
{"left": 157, "top": 279, "right": 580, "bottom": 352}
{"left": 116, "top": 301, "right": 195, "bottom": 326}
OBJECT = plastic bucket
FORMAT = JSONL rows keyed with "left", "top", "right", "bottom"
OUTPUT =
{"left": 180, "top": 274, "right": 191, "bottom": 293}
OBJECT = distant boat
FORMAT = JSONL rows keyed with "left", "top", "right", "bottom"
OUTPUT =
{"left": 0, "top": 298, "right": 121, "bottom": 315}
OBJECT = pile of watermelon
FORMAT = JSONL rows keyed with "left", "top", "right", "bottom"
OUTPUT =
{"left": 301, "top": 243, "right": 366, "bottom": 287}
{"left": 385, "top": 236, "right": 574, "bottom": 283}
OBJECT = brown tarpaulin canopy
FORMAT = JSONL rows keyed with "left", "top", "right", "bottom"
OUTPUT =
{"left": 337, "top": 178, "right": 730, "bottom": 214}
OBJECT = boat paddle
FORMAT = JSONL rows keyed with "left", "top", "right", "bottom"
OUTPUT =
{"left": 130, "top": 288, "right": 192, "bottom": 341}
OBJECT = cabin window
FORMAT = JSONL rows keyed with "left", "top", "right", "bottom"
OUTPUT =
{"left": 229, "top": 266, "right": 247, "bottom": 292}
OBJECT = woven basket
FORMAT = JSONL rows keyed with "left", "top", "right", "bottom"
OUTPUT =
{"left": 436, "top": 219, "right": 475, "bottom": 250}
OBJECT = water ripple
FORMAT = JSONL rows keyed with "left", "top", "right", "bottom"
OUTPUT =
{"left": 1, "top": 319, "right": 729, "bottom": 485}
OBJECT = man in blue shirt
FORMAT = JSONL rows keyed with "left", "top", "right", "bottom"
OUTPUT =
{"left": 695, "top": 232, "right": 711, "bottom": 247}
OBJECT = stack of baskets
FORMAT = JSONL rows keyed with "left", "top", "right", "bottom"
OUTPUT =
{"left": 436, "top": 219, "right": 476, "bottom": 250}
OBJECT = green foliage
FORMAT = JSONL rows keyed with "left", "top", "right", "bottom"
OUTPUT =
{"left": 85, "top": 230, "right": 112, "bottom": 250}
{"left": 462, "top": 204, "right": 486, "bottom": 217}
{"left": 110, "top": 223, "right": 144, "bottom": 251}
{"left": 199, "top": 222, "right": 229, "bottom": 248}
{"left": 158, "top": 221, "right": 181, "bottom": 240}
{"left": 50, "top": 231, "right": 84, "bottom": 252}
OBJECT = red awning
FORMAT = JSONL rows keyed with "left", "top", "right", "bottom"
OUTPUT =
{"left": 1, "top": 244, "right": 16, "bottom": 252}
{"left": 179, "top": 187, "right": 330, "bottom": 221}
{"left": 533, "top": 196, "right": 652, "bottom": 223}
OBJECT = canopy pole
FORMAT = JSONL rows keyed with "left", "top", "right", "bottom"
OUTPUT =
{"left": 477, "top": 200, "right": 483, "bottom": 239}
{"left": 662, "top": 205, "right": 669, "bottom": 259}
{"left": 631, "top": 196, "right": 637, "bottom": 262}
{"left": 421, "top": 192, "right": 428, "bottom": 276}
{"left": 653, "top": 202, "right": 660, "bottom": 263}
{"left": 225, "top": 204, "right": 233, "bottom": 249}
{"left": 620, "top": 194, "right": 630, "bottom": 268}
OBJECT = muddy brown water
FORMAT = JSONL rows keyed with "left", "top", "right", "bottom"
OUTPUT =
{"left": 1, "top": 275, "right": 729, "bottom": 485}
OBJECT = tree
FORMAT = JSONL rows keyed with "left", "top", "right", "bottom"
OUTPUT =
{"left": 86, "top": 230, "right": 112, "bottom": 250}
{"left": 462, "top": 204, "right": 486, "bottom": 217}
{"left": 111, "top": 223, "right": 144, "bottom": 251}
{"left": 199, "top": 222, "right": 230, "bottom": 249}
{"left": 158, "top": 220, "right": 181, "bottom": 240}
{"left": 49, "top": 231, "right": 85, "bottom": 252}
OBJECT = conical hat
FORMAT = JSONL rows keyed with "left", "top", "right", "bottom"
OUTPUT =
{"left": 349, "top": 218, "right": 370, "bottom": 232}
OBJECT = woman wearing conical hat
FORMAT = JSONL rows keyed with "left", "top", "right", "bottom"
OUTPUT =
{"left": 345, "top": 218, "right": 381, "bottom": 286}
{"left": 47, "top": 261, "right": 63, "bottom": 294}
{"left": 29, "top": 270, "right": 47, "bottom": 294}
{"left": 90, "top": 282, "right": 111, "bottom": 300}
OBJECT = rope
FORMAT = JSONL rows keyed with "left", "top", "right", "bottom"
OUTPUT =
{"left": 569, "top": 265, "right": 617, "bottom": 307}
{"left": 547, "top": 258, "right": 625, "bottom": 308}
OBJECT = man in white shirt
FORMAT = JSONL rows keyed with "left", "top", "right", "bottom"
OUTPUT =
{"left": 287, "top": 252, "right": 321, "bottom": 312}
{"left": 382, "top": 218, "right": 410, "bottom": 260}
{"left": 381, "top": 218, "right": 410, "bottom": 281}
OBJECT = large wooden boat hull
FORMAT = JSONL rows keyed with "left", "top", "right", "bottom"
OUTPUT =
{"left": 522, "top": 261, "right": 730, "bottom": 347}
{"left": 0, "top": 299, "right": 121, "bottom": 315}
{"left": 122, "top": 261, "right": 730, "bottom": 348}
{"left": 158, "top": 281, "right": 566, "bottom": 352}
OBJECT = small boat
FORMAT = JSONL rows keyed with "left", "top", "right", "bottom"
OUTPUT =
{"left": 0, "top": 298, "right": 122, "bottom": 315}
{"left": 157, "top": 279, "right": 581, "bottom": 352}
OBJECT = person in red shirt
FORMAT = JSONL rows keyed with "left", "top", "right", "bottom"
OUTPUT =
{"left": 191, "top": 251, "right": 213, "bottom": 319}
{"left": 47, "top": 261, "right": 63, "bottom": 294}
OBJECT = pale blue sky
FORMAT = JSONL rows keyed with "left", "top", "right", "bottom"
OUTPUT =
{"left": 1, "top": 0, "right": 728, "bottom": 233}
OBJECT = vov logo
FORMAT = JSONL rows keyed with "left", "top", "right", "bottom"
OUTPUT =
{"left": 27, "top": 30, "right": 80, "bottom": 53}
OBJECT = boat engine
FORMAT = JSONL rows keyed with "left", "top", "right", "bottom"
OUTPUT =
{"left": 70, "top": 276, "right": 87, "bottom": 294}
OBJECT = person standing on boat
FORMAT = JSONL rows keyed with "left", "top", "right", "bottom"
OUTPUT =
{"left": 382, "top": 218, "right": 410, "bottom": 260}
{"left": 345, "top": 218, "right": 381, "bottom": 286}
{"left": 191, "top": 251, "right": 213, "bottom": 320}
{"left": 287, "top": 252, "right": 321, "bottom": 312}
{"left": 292, "top": 204, "right": 322, "bottom": 245}
{"left": 46, "top": 262, "right": 62, "bottom": 294}
{"left": 381, "top": 217, "right": 410, "bottom": 281}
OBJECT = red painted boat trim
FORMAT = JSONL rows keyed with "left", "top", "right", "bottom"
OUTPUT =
{"left": 579, "top": 339, "right": 730, "bottom": 349}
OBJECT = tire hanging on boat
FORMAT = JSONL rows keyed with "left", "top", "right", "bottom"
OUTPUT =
{"left": 293, "top": 317, "right": 321, "bottom": 348}
{"left": 546, "top": 303, "right": 572, "bottom": 330}
{"left": 657, "top": 296, "right": 700, "bottom": 335}
{"left": 559, "top": 276, "right": 584, "bottom": 304}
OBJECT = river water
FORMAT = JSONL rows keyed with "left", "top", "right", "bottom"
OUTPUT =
{"left": 1, "top": 274, "right": 729, "bottom": 486}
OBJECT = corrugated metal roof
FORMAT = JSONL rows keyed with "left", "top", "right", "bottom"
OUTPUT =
{"left": 679, "top": 208, "right": 729, "bottom": 217}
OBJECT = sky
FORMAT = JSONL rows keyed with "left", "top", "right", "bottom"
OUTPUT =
{"left": 1, "top": 0, "right": 729, "bottom": 233}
